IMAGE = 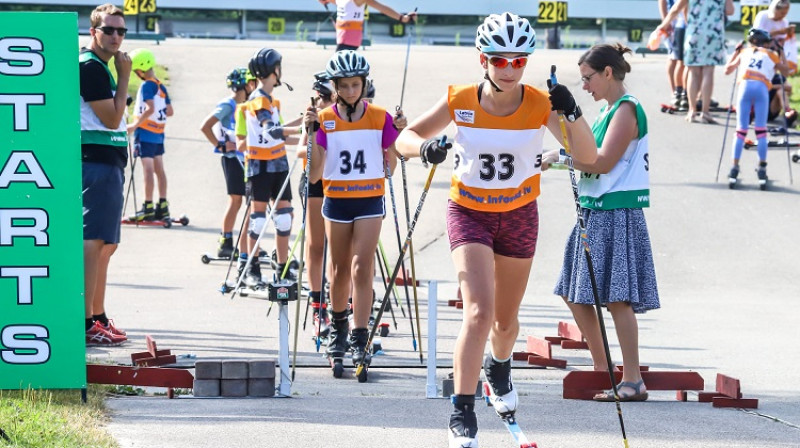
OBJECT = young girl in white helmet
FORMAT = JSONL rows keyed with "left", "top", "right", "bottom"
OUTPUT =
{"left": 303, "top": 50, "right": 399, "bottom": 375}
{"left": 396, "top": 12, "right": 597, "bottom": 447}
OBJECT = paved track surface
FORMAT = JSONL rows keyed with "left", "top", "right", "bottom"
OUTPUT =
{"left": 88, "top": 38, "right": 800, "bottom": 448}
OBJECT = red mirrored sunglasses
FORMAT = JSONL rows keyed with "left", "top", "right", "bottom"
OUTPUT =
{"left": 486, "top": 55, "right": 528, "bottom": 69}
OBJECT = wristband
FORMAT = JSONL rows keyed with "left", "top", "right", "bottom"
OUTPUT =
{"left": 565, "top": 105, "right": 582, "bottom": 123}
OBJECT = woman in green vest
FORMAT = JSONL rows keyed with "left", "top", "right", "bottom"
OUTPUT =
{"left": 545, "top": 43, "right": 660, "bottom": 402}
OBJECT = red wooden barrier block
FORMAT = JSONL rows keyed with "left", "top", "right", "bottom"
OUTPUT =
{"left": 526, "top": 336, "right": 552, "bottom": 359}
{"left": 455, "top": 302, "right": 463, "bottom": 309}
{"left": 563, "top": 371, "right": 704, "bottom": 391}
{"left": 512, "top": 351, "right": 532, "bottom": 361}
{"left": 558, "top": 321, "right": 583, "bottom": 341}
{"left": 544, "top": 336, "right": 566, "bottom": 344}
{"left": 561, "top": 340, "right": 589, "bottom": 350}
{"left": 716, "top": 373, "right": 743, "bottom": 399}
{"left": 676, "top": 390, "right": 688, "bottom": 401}
{"left": 527, "top": 355, "right": 567, "bottom": 369}
{"left": 447, "top": 299, "right": 460, "bottom": 307}
{"left": 131, "top": 335, "right": 177, "bottom": 367}
{"left": 87, "top": 364, "right": 194, "bottom": 389}
{"left": 395, "top": 268, "right": 419, "bottom": 286}
{"left": 698, "top": 392, "right": 727, "bottom": 402}
{"left": 712, "top": 397, "right": 759, "bottom": 409}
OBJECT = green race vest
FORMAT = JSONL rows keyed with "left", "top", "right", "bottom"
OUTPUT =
{"left": 79, "top": 51, "right": 128, "bottom": 147}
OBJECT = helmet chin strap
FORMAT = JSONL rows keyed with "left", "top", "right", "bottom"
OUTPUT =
{"left": 335, "top": 80, "right": 366, "bottom": 122}
{"left": 484, "top": 72, "right": 503, "bottom": 93}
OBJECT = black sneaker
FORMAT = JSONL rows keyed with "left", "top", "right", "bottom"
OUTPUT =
{"left": 217, "top": 236, "right": 234, "bottom": 258}
{"left": 448, "top": 395, "right": 478, "bottom": 448}
{"left": 245, "top": 259, "right": 264, "bottom": 287}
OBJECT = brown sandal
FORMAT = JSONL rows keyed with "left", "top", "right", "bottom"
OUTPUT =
{"left": 593, "top": 380, "right": 648, "bottom": 402}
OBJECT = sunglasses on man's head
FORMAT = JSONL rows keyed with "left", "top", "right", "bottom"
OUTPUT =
{"left": 96, "top": 26, "right": 127, "bottom": 36}
{"left": 486, "top": 55, "right": 528, "bottom": 69}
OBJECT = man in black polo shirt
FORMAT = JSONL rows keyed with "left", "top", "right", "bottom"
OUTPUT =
{"left": 80, "top": 3, "right": 131, "bottom": 346}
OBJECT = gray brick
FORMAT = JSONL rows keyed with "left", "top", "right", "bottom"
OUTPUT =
{"left": 220, "top": 379, "right": 248, "bottom": 397}
{"left": 441, "top": 378, "right": 482, "bottom": 399}
{"left": 248, "top": 359, "right": 276, "bottom": 379}
{"left": 221, "top": 360, "right": 248, "bottom": 379}
{"left": 248, "top": 378, "right": 276, "bottom": 397}
{"left": 193, "top": 379, "right": 220, "bottom": 397}
{"left": 194, "top": 361, "right": 222, "bottom": 380}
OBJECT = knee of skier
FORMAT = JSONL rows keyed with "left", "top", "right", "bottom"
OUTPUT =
{"left": 463, "top": 301, "right": 493, "bottom": 331}
{"left": 273, "top": 207, "right": 293, "bottom": 236}
{"left": 754, "top": 127, "right": 768, "bottom": 140}
{"left": 491, "top": 318, "right": 520, "bottom": 339}
{"left": 735, "top": 129, "right": 748, "bottom": 140}
{"left": 249, "top": 211, "right": 267, "bottom": 239}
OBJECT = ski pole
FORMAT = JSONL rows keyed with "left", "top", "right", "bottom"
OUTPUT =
{"left": 377, "top": 239, "right": 405, "bottom": 315}
{"left": 227, "top": 157, "right": 299, "bottom": 300}
{"left": 291, "top": 97, "right": 318, "bottom": 382}
{"left": 716, "top": 42, "right": 744, "bottom": 182}
{"left": 356, "top": 137, "right": 444, "bottom": 378}
{"left": 314, "top": 237, "right": 329, "bottom": 352}
{"left": 550, "top": 65, "right": 630, "bottom": 448}
{"left": 397, "top": 7, "right": 417, "bottom": 111}
{"left": 122, "top": 140, "right": 138, "bottom": 217}
{"left": 400, "top": 155, "right": 424, "bottom": 363}
{"left": 779, "top": 74, "right": 795, "bottom": 184}
{"left": 385, "top": 161, "right": 418, "bottom": 351}
{"left": 220, "top": 194, "right": 252, "bottom": 293}
{"left": 375, "top": 246, "right": 399, "bottom": 330}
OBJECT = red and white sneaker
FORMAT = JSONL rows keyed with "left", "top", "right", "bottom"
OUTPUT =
{"left": 86, "top": 321, "right": 127, "bottom": 346}
{"left": 101, "top": 319, "right": 127, "bottom": 337}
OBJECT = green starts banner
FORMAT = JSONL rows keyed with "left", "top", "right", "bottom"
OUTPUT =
{"left": 0, "top": 12, "right": 86, "bottom": 389}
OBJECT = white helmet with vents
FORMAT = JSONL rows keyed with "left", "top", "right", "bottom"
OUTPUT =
{"left": 325, "top": 50, "right": 370, "bottom": 79}
{"left": 475, "top": 12, "right": 536, "bottom": 54}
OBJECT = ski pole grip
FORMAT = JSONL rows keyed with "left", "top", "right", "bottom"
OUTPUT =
{"left": 550, "top": 65, "right": 558, "bottom": 87}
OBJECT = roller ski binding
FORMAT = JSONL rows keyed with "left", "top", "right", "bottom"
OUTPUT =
{"left": 270, "top": 249, "right": 299, "bottom": 281}
{"left": 448, "top": 395, "right": 479, "bottom": 448}
{"left": 327, "top": 311, "right": 350, "bottom": 378}
{"left": 244, "top": 257, "right": 266, "bottom": 289}
{"left": 756, "top": 163, "right": 768, "bottom": 191}
{"left": 482, "top": 355, "right": 537, "bottom": 447}
{"left": 727, "top": 166, "right": 739, "bottom": 189}
{"left": 123, "top": 201, "right": 189, "bottom": 228}
{"left": 350, "top": 327, "right": 372, "bottom": 383}
{"left": 311, "top": 293, "right": 331, "bottom": 342}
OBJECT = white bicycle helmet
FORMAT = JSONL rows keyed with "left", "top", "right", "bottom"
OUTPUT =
{"left": 325, "top": 50, "right": 370, "bottom": 79}
{"left": 475, "top": 12, "right": 536, "bottom": 54}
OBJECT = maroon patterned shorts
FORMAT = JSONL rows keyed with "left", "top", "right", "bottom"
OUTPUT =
{"left": 446, "top": 199, "right": 539, "bottom": 259}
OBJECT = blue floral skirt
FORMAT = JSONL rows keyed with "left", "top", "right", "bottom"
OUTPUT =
{"left": 554, "top": 208, "right": 660, "bottom": 314}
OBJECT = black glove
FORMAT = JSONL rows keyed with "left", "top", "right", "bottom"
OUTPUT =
{"left": 547, "top": 79, "right": 582, "bottom": 122}
{"left": 266, "top": 126, "right": 285, "bottom": 140}
{"left": 419, "top": 138, "right": 451, "bottom": 165}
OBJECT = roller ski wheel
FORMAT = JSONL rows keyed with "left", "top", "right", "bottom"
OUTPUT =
{"left": 330, "top": 357, "right": 345, "bottom": 378}
{"left": 727, "top": 166, "right": 739, "bottom": 190}
{"left": 379, "top": 323, "right": 390, "bottom": 337}
{"left": 201, "top": 254, "right": 210, "bottom": 264}
{"left": 757, "top": 165, "right": 768, "bottom": 191}
{"left": 792, "top": 153, "right": 800, "bottom": 163}
{"left": 356, "top": 364, "right": 368, "bottom": 383}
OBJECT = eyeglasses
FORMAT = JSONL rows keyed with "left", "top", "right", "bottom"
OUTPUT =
{"left": 96, "top": 26, "right": 127, "bottom": 36}
{"left": 580, "top": 71, "right": 598, "bottom": 83}
{"left": 487, "top": 56, "right": 528, "bottom": 69}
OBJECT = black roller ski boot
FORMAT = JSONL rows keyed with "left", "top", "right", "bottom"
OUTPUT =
{"left": 154, "top": 199, "right": 170, "bottom": 221}
{"left": 482, "top": 354, "right": 518, "bottom": 418}
{"left": 245, "top": 257, "right": 265, "bottom": 288}
{"left": 728, "top": 165, "right": 739, "bottom": 189}
{"left": 311, "top": 292, "right": 331, "bottom": 341}
{"left": 217, "top": 235, "right": 234, "bottom": 258}
{"left": 131, "top": 201, "right": 155, "bottom": 222}
{"left": 275, "top": 262, "right": 297, "bottom": 282}
{"left": 449, "top": 394, "right": 479, "bottom": 448}
{"left": 350, "top": 327, "right": 372, "bottom": 383}
{"left": 327, "top": 311, "right": 350, "bottom": 378}
{"left": 756, "top": 162, "right": 768, "bottom": 190}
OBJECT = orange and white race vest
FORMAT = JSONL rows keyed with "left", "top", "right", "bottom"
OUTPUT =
{"left": 447, "top": 84, "right": 551, "bottom": 212}
{"left": 318, "top": 103, "right": 387, "bottom": 198}
{"left": 336, "top": 0, "right": 365, "bottom": 31}
{"left": 134, "top": 79, "right": 167, "bottom": 134}
{"left": 739, "top": 47, "right": 782, "bottom": 89}
{"left": 242, "top": 95, "right": 286, "bottom": 161}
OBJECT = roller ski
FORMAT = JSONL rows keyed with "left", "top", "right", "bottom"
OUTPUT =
{"left": 350, "top": 327, "right": 372, "bottom": 383}
{"left": 756, "top": 163, "right": 769, "bottom": 191}
{"left": 768, "top": 126, "right": 800, "bottom": 137}
{"left": 727, "top": 166, "right": 739, "bottom": 189}
{"left": 270, "top": 249, "right": 300, "bottom": 281}
{"left": 744, "top": 138, "right": 800, "bottom": 149}
{"left": 482, "top": 355, "right": 537, "bottom": 447}
{"left": 201, "top": 235, "right": 239, "bottom": 264}
{"left": 311, "top": 294, "right": 331, "bottom": 344}
{"left": 793, "top": 150, "right": 800, "bottom": 163}
{"left": 122, "top": 201, "right": 188, "bottom": 228}
{"left": 448, "top": 395, "right": 479, "bottom": 448}
{"left": 326, "top": 311, "right": 350, "bottom": 378}
{"left": 203, "top": 249, "right": 269, "bottom": 265}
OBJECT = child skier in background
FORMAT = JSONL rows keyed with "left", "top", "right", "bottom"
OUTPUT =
{"left": 128, "top": 48, "right": 174, "bottom": 221}
{"left": 200, "top": 68, "right": 257, "bottom": 260}
{"left": 725, "top": 28, "right": 790, "bottom": 189}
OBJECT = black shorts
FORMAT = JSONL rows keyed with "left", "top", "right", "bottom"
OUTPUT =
{"left": 299, "top": 172, "right": 324, "bottom": 198}
{"left": 322, "top": 196, "right": 385, "bottom": 223}
{"left": 221, "top": 156, "right": 246, "bottom": 196}
{"left": 248, "top": 170, "right": 292, "bottom": 203}
{"left": 336, "top": 43, "right": 359, "bottom": 52}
